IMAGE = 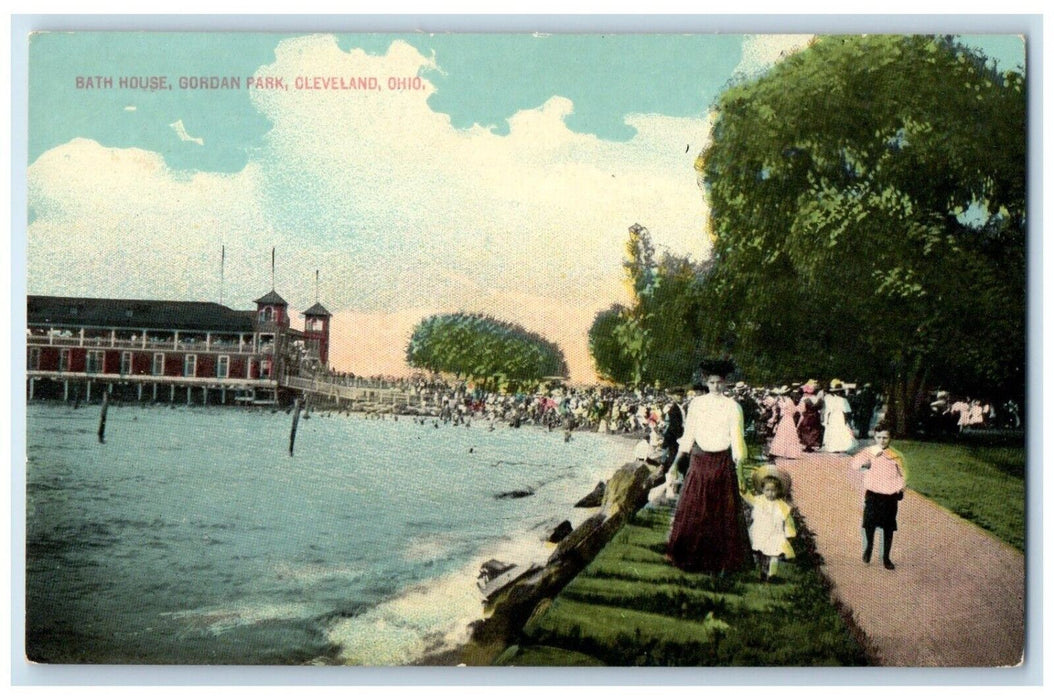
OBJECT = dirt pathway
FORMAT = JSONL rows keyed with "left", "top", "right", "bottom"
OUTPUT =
{"left": 775, "top": 450, "right": 1024, "bottom": 667}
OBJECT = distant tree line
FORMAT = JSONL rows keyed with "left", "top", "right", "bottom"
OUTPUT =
{"left": 406, "top": 312, "right": 568, "bottom": 392}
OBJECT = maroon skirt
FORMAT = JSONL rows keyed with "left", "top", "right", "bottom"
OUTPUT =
{"left": 666, "top": 448, "right": 751, "bottom": 574}
{"left": 797, "top": 405, "right": 823, "bottom": 450}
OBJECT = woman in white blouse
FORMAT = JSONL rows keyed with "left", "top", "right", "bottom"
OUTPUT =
{"left": 666, "top": 359, "right": 752, "bottom": 574}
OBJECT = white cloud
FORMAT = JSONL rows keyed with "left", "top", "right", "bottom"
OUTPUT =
{"left": 169, "top": 119, "right": 204, "bottom": 146}
{"left": 734, "top": 35, "right": 814, "bottom": 79}
{"left": 28, "top": 35, "right": 716, "bottom": 383}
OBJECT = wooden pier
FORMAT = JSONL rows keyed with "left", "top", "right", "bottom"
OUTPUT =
{"left": 280, "top": 375, "right": 429, "bottom": 414}
{"left": 26, "top": 369, "right": 435, "bottom": 414}
{"left": 26, "top": 371, "right": 279, "bottom": 406}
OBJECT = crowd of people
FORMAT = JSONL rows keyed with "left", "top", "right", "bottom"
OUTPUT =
{"left": 312, "top": 367, "right": 1019, "bottom": 451}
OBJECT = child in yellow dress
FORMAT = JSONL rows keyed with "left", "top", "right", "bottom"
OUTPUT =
{"left": 741, "top": 466, "right": 797, "bottom": 582}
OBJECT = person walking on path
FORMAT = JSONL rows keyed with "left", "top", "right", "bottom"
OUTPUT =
{"left": 660, "top": 387, "right": 686, "bottom": 474}
{"left": 848, "top": 425, "right": 906, "bottom": 570}
{"left": 822, "top": 379, "right": 858, "bottom": 453}
{"left": 741, "top": 464, "right": 797, "bottom": 582}
{"left": 666, "top": 359, "right": 752, "bottom": 574}
{"left": 850, "top": 383, "right": 877, "bottom": 438}
{"left": 768, "top": 386, "right": 803, "bottom": 459}
{"left": 796, "top": 380, "right": 824, "bottom": 452}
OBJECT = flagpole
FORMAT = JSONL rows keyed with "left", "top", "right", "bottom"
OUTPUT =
{"left": 220, "top": 245, "right": 225, "bottom": 305}
{"left": 271, "top": 247, "right": 276, "bottom": 291}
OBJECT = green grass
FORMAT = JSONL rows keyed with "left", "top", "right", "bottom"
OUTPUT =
{"left": 496, "top": 505, "right": 867, "bottom": 667}
{"left": 896, "top": 440, "right": 1025, "bottom": 551}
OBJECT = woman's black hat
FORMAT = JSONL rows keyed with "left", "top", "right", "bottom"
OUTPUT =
{"left": 698, "top": 358, "right": 736, "bottom": 378}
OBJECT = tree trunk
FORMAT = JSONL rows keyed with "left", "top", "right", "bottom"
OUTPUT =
{"left": 885, "top": 358, "right": 929, "bottom": 437}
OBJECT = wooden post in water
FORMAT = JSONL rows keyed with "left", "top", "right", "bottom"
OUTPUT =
{"left": 97, "top": 391, "right": 109, "bottom": 443}
{"left": 289, "top": 397, "right": 302, "bottom": 456}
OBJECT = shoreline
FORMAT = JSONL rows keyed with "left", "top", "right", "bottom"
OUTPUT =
{"left": 26, "top": 399, "right": 643, "bottom": 667}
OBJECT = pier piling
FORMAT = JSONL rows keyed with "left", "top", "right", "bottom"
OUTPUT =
{"left": 289, "top": 398, "right": 302, "bottom": 456}
{"left": 97, "top": 391, "right": 109, "bottom": 443}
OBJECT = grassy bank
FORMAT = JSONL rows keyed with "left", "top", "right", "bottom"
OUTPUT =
{"left": 896, "top": 440, "right": 1025, "bottom": 551}
{"left": 494, "top": 503, "right": 867, "bottom": 666}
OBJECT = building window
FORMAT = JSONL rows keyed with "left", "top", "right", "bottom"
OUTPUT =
{"left": 59, "top": 350, "right": 70, "bottom": 372}
{"left": 216, "top": 355, "right": 229, "bottom": 379}
{"left": 260, "top": 307, "right": 273, "bottom": 323}
{"left": 86, "top": 351, "right": 105, "bottom": 374}
{"left": 261, "top": 358, "right": 272, "bottom": 379}
{"left": 153, "top": 353, "right": 165, "bottom": 376}
{"left": 184, "top": 354, "right": 197, "bottom": 377}
{"left": 29, "top": 347, "right": 40, "bottom": 370}
{"left": 121, "top": 352, "right": 133, "bottom": 375}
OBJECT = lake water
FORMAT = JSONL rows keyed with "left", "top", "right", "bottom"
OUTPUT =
{"left": 24, "top": 402, "right": 634, "bottom": 665}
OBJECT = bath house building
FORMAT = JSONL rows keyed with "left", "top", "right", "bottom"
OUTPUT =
{"left": 26, "top": 290, "right": 331, "bottom": 405}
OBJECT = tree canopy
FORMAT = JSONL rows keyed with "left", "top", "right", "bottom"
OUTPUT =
{"left": 589, "top": 224, "right": 712, "bottom": 387}
{"left": 697, "top": 35, "right": 1026, "bottom": 430}
{"left": 406, "top": 312, "right": 568, "bottom": 390}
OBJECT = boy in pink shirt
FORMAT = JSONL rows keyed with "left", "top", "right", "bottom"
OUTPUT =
{"left": 848, "top": 424, "right": 907, "bottom": 570}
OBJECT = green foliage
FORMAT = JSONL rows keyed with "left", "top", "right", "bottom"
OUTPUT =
{"left": 698, "top": 35, "right": 1026, "bottom": 428}
{"left": 587, "top": 305, "right": 637, "bottom": 385}
{"left": 896, "top": 440, "right": 1025, "bottom": 550}
{"left": 406, "top": 312, "right": 568, "bottom": 389}
{"left": 588, "top": 224, "right": 714, "bottom": 387}
{"left": 497, "top": 504, "right": 867, "bottom": 666}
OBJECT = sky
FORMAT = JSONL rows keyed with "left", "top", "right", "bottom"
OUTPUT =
{"left": 25, "top": 32, "right": 1026, "bottom": 382}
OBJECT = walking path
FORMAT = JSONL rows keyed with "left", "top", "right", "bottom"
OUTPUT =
{"left": 775, "top": 449, "right": 1025, "bottom": 666}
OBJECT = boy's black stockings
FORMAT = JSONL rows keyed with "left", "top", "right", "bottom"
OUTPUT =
{"left": 864, "top": 527, "right": 895, "bottom": 569}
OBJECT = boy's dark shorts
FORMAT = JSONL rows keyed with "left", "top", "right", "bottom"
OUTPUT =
{"left": 863, "top": 489, "right": 901, "bottom": 531}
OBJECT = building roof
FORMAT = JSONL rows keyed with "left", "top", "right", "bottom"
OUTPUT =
{"left": 254, "top": 290, "right": 288, "bottom": 306}
{"left": 302, "top": 302, "right": 331, "bottom": 317}
{"left": 27, "top": 295, "right": 256, "bottom": 333}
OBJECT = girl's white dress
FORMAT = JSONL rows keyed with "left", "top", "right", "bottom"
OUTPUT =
{"left": 744, "top": 493, "right": 796, "bottom": 558}
{"left": 822, "top": 393, "right": 858, "bottom": 453}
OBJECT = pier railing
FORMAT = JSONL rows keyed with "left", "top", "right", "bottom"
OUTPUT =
{"left": 28, "top": 334, "right": 257, "bottom": 353}
{"left": 281, "top": 374, "right": 430, "bottom": 411}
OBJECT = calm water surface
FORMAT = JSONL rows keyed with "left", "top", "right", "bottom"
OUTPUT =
{"left": 25, "top": 402, "right": 633, "bottom": 665}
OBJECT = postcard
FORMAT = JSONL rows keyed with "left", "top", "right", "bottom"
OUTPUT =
{"left": 18, "top": 25, "right": 1031, "bottom": 679}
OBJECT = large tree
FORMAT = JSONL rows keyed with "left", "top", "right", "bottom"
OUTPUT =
{"left": 698, "top": 35, "right": 1026, "bottom": 433}
{"left": 589, "top": 224, "right": 713, "bottom": 387}
{"left": 406, "top": 312, "right": 568, "bottom": 391}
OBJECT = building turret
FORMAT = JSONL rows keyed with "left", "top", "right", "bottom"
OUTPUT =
{"left": 301, "top": 302, "right": 332, "bottom": 367}
{"left": 254, "top": 290, "right": 289, "bottom": 328}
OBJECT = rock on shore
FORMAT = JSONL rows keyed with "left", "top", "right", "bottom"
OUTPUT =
{"left": 460, "top": 460, "right": 657, "bottom": 665}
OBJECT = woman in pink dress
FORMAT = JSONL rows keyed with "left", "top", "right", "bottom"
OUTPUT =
{"left": 768, "top": 387, "right": 803, "bottom": 459}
